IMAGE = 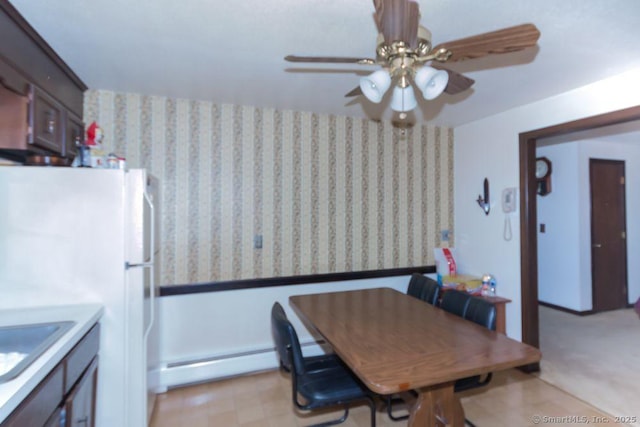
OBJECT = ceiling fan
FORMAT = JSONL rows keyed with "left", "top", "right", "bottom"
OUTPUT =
{"left": 285, "top": 0, "right": 540, "bottom": 118}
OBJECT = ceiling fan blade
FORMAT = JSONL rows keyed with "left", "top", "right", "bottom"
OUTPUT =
{"left": 372, "top": 0, "right": 384, "bottom": 33}
{"left": 442, "top": 69, "right": 475, "bottom": 95}
{"left": 285, "top": 55, "right": 375, "bottom": 65}
{"left": 379, "top": 0, "right": 420, "bottom": 48}
{"left": 404, "top": 0, "right": 420, "bottom": 48}
{"left": 345, "top": 86, "right": 363, "bottom": 97}
{"left": 428, "top": 64, "right": 475, "bottom": 94}
{"left": 432, "top": 23, "right": 541, "bottom": 62}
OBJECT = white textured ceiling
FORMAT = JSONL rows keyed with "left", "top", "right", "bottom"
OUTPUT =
{"left": 9, "top": 0, "right": 640, "bottom": 127}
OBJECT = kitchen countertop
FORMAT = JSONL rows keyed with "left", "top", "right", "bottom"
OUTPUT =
{"left": 0, "top": 304, "right": 104, "bottom": 423}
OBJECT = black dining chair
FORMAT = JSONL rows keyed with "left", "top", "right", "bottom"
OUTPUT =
{"left": 421, "top": 276, "right": 440, "bottom": 306}
{"left": 271, "top": 302, "right": 377, "bottom": 427}
{"left": 271, "top": 302, "right": 341, "bottom": 373}
{"left": 406, "top": 274, "right": 440, "bottom": 305}
{"left": 464, "top": 297, "right": 497, "bottom": 331}
{"left": 406, "top": 273, "right": 427, "bottom": 299}
{"left": 440, "top": 289, "right": 472, "bottom": 317}
{"left": 455, "top": 297, "right": 497, "bottom": 427}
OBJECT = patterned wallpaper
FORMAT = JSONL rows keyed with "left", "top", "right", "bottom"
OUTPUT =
{"left": 84, "top": 90, "right": 454, "bottom": 286}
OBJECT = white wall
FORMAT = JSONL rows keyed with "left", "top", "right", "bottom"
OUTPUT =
{"left": 537, "top": 138, "right": 640, "bottom": 310}
{"left": 454, "top": 68, "right": 640, "bottom": 340}
{"left": 536, "top": 143, "right": 584, "bottom": 310}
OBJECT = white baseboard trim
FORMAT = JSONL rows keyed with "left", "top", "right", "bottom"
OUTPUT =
{"left": 149, "top": 364, "right": 168, "bottom": 394}
{"left": 158, "top": 342, "right": 327, "bottom": 389}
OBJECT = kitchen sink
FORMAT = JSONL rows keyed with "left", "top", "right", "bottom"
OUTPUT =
{"left": 0, "top": 321, "right": 75, "bottom": 383}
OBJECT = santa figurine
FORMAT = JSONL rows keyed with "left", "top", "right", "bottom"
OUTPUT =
{"left": 85, "top": 121, "right": 104, "bottom": 147}
{"left": 79, "top": 121, "right": 106, "bottom": 167}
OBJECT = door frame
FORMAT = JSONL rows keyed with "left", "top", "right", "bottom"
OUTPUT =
{"left": 518, "top": 105, "right": 640, "bottom": 371}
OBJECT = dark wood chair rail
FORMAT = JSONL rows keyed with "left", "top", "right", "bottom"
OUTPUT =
{"left": 160, "top": 265, "right": 436, "bottom": 296}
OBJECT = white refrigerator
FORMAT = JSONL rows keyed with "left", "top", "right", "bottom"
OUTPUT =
{"left": 0, "top": 167, "right": 161, "bottom": 427}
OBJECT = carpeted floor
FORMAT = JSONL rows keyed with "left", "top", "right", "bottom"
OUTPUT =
{"left": 537, "top": 305, "right": 640, "bottom": 426}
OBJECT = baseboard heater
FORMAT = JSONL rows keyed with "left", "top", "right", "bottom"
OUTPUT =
{"left": 159, "top": 340, "right": 327, "bottom": 389}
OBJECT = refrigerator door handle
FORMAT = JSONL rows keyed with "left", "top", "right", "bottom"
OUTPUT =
{"left": 125, "top": 261, "right": 153, "bottom": 269}
{"left": 142, "top": 188, "right": 155, "bottom": 340}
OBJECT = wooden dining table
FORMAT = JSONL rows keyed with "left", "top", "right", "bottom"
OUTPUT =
{"left": 290, "top": 287, "right": 541, "bottom": 427}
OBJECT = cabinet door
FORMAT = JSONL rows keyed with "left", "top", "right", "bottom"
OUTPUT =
{"left": 64, "top": 357, "right": 98, "bottom": 427}
{"left": 65, "top": 324, "right": 99, "bottom": 395}
{"left": 64, "top": 111, "right": 83, "bottom": 158}
{"left": 0, "top": 84, "right": 29, "bottom": 150}
{"left": 28, "top": 85, "right": 64, "bottom": 154}
{"left": 43, "top": 407, "right": 63, "bottom": 427}
{"left": 0, "top": 364, "right": 64, "bottom": 427}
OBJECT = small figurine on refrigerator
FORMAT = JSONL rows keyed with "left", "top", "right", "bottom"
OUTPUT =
{"left": 84, "top": 121, "right": 106, "bottom": 167}
{"left": 85, "top": 121, "right": 103, "bottom": 146}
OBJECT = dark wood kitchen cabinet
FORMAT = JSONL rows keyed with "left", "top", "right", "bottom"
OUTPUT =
{"left": 65, "top": 112, "right": 84, "bottom": 159}
{"left": 1, "top": 364, "right": 64, "bottom": 427}
{"left": 29, "top": 85, "right": 65, "bottom": 155}
{"left": 0, "top": 84, "right": 82, "bottom": 160}
{"left": 64, "top": 357, "right": 98, "bottom": 427}
{"left": 1, "top": 324, "right": 100, "bottom": 427}
{"left": 0, "top": 1, "right": 87, "bottom": 163}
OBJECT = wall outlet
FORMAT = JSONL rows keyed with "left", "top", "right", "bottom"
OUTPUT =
{"left": 254, "top": 235, "right": 263, "bottom": 249}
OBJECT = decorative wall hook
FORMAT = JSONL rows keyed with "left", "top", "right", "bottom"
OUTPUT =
{"left": 477, "top": 177, "right": 490, "bottom": 215}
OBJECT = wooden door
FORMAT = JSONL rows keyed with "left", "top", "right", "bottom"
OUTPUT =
{"left": 590, "top": 159, "right": 628, "bottom": 311}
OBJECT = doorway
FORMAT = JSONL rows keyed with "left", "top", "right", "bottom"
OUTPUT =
{"left": 590, "top": 159, "right": 628, "bottom": 311}
{"left": 518, "top": 105, "right": 640, "bottom": 371}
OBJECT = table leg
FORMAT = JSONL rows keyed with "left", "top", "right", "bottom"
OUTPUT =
{"left": 495, "top": 303, "right": 506, "bottom": 334}
{"left": 408, "top": 381, "right": 464, "bottom": 427}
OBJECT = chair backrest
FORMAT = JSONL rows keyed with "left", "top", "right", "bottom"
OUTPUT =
{"left": 440, "top": 289, "right": 472, "bottom": 317}
{"left": 421, "top": 277, "right": 440, "bottom": 305}
{"left": 271, "top": 302, "right": 307, "bottom": 376}
{"left": 406, "top": 273, "right": 427, "bottom": 299}
{"left": 465, "top": 297, "right": 497, "bottom": 331}
{"left": 271, "top": 302, "right": 291, "bottom": 370}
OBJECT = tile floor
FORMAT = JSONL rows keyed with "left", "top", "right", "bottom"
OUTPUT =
{"left": 150, "top": 368, "right": 625, "bottom": 427}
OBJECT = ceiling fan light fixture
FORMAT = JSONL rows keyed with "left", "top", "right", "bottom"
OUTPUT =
{"left": 414, "top": 66, "right": 449, "bottom": 100}
{"left": 390, "top": 85, "right": 417, "bottom": 112}
{"left": 359, "top": 70, "right": 391, "bottom": 103}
